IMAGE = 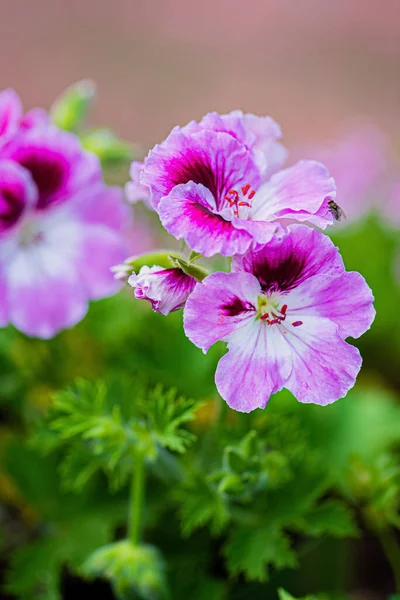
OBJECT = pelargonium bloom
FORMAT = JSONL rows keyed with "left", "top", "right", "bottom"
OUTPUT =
{"left": 139, "top": 111, "right": 336, "bottom": 257}
{"left": 128, "top": 265, "right": 197, "bottom": 315}
{"left": 0, "top": 100, "right": 129, "bottom": 338}
{"left": 184, "top": 225, "right": 375, "bottom": 411}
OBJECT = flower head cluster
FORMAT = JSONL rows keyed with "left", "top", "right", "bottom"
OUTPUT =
{"left": 0, "top": 88, "right": 130, "bottom": 338}
{"left": 123, "top": 110, "right": 376, "bottom": 411}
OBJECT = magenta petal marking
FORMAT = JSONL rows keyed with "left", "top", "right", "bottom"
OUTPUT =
{"left": 159, "top": 182, "right": 254, "bottom": 257}
{"left": 129, "top": 265, "right": 197, "bottom": 315}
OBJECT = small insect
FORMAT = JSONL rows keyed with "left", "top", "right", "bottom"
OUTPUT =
{"left": 328, "top": 200, "right": 347, "bottom": 222}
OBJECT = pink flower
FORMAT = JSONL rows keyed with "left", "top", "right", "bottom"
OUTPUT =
{"left": 184, "top": 225, "right": 375, "bottom": 412}
{"left": 140, "top": 111, "right": 336, "bottom": 257}
{"left": 0, "top": 100, "right": 129, "bottom": 339}
{"left": 128, "top": 265, "right": 197, "bottom": 315}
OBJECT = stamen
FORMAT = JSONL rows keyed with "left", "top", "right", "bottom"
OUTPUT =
{"left": 224, "top": 184, "right": 256, "bottom": 217}
{"left": 292, "top": 321, "right": 303, "bottom": 327}
{"left": 259, "top": 302, "right": 288, "bottom": 326}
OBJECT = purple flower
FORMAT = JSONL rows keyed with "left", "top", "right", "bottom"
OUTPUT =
{"left": 140, "top": 111, "right": 336, "bottom": 257}
{"left": 128, "top": 265, "right": 197, "bottom": 315}
{"left": 184, "top": 225, "right": 375, "bottom": 412}
{"left": 0, "top": 95, "right": 129, "bottom": 338}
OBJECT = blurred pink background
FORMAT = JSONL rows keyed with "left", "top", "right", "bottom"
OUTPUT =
{"left": 1, "top": 0, "right": 400, "bottom": 150}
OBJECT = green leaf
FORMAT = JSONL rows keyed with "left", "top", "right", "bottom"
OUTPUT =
{"left": 50, "top": 79, "right": 96, "bottom": 131}
{"left": 224, "top": 525, "right": 297, "bottom": 581}
{"left": 81, "top": 129, "right": 133, "bottom": 166}
{"left": 178, "top": 476, "right": 230, "bottom": 536}
{"left": 278, "top": 590, "right": 316, "bottom": 600}
{"left": 140, "top": 384, "right": 201, "bottom": 454}
{"left": 293, "top": 499, "right": 359, "bottom": 538}
{"left": 82, "top": 540, "right": 168, "bottom": 600}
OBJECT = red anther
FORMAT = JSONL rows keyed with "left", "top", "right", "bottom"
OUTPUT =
{"left": 228, "top": 190, "right": 239, "bottom": 200}
{"left": 248, "top": 189, "right": 256, "bottom": 200}
{"left": 238, "top": 201, "right": 251, "bottom": 207}
{"left": 292, "top": 321, "right": 303, "bottom": 327}
{"left": 280, "top": 304, "right": 288, "bottom": 315}
{"left": 260, "top": 312, "right": 270, "bottom": 321}
{"left": 268, "top": 319, "right": 280, "bottom": 325}
{"left": 242, "top": 184, "right": 251, "bottom": 196}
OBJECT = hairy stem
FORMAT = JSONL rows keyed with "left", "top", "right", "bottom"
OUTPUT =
{"left": 378, "top": 527, "right": 400, "bottom": 592}
{"left": 128, "top": 452, "right": 146, "bottom": 546}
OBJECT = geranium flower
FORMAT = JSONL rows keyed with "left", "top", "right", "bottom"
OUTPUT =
{"left": 128, "top": 265, "right": 197, "bottom": 315}
{"left": 0, "top": 106, "right": 129, "bottom": 338}
{"left": 139, "top": 111, "right": 336, "bottom": 257}
{"left": 184, "top": 225, "right": 375, "bottom": 411}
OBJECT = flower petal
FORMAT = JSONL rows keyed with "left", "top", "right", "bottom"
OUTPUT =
{"left": 76, "top": 224, "right": 126, "bottom": 300}
{"left": 143, "top": 128, "right": 260, "bottom": 209}
{"left": 159, "top": 182, "right": 253, "bottom": 257}
{"left": 287, "top": 271, "right": 375, "bottom": 340}
{"left": 232, "top": 225, "right": 344, "bottom": 291}
{"left": 70, "top": 184, "right": 129, "bottom": 232}
{"left": 215, "top": 319, "right": 293, "bottom": 412}
{"left": 0, "top": 160, "right": 37, "bottom": 234}
{"left": 129, "top": 266, "right": 196, "bottom": 315}
{"left": 5, "top": 243, "right": 87, "bottom": 339}
{"left": 1, "top": 126, "right": 101, "bottom": 210}
{"left": 282, "top": 316, "right": 362, "bottom": 405}
{"left": 250, "top": 160, "right": 336, "bottom": 228}
{"left": 184, "top": 271, "right": 260, "bottom": 352}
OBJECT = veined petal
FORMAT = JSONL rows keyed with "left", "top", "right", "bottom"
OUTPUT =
{"left": 282, "top": 316, "right": 362, "bottom": 405}
{"left": 184, "top": 271, "right": 260, "bottom": 352}
{"left": 287, "top": 271, "right": 375, "bottom": 340}
{"left": 232, "top": 225, "right": 344, "bottom": 291}
{"left": 159, "top": 182, "right": 253, "bottom": 257}
{"left": 129, "top": 265, "right": 197, "bottom": 315}
{"left": 1, "top": 126, "right": 101, "bottom": 210}
{"left": 250, "top": 160, "right": 336, "bottom": 228}
{"left": 143, "top": 128, "right": 259, "bottom": 210}
{"left": 231, "top": 218, "right": 284, "bottom": 245}
{"left": 215, "top": 319, "right": 292, "bottom": 412}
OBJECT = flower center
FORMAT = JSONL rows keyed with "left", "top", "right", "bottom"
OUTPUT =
{"left": 257, "top": 295, "right": 303, "bottom": 327}
{"left": 18, "top": 216, "right": 44, "bottom": 247}
{"left": 224, "top": 183, "right": 256, "bottom": 217}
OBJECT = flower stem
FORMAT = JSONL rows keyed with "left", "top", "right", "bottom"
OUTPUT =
{"left": 128, "top": 452, "right": 146, "bottom": 546}
{"left": 378, "top": 527, "right": 400, "bottom": 592}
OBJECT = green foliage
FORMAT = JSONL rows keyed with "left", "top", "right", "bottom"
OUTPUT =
{"left": 33, "top": 378, "right": 200, "bottom": 492}
{"left": 82, "top": 540, "right": 168, "bottom": 600}
{"left": 3, "top": 440, "right": 125, "bottom": 599}
{"left": 1, "top": 215, "right": 400, "bottom": 599}
{"left": 50, "top": 79, "right": 96, "bottom": 132}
